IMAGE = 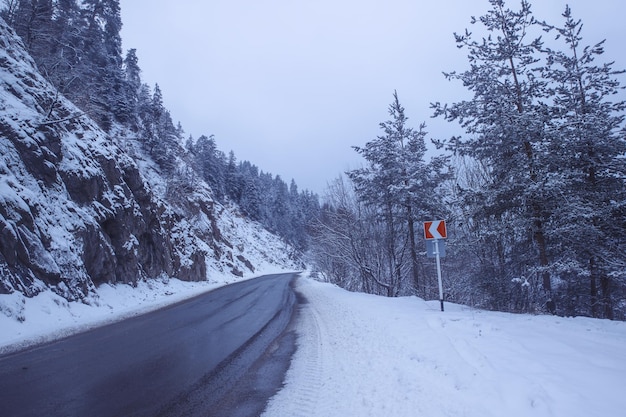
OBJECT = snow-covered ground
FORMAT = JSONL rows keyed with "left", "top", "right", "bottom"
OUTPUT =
{"left": 264, "top": 277, "right": 626, "bottom": 417}
{"left": 2, "top": 274, "right": 625, "bottom": 417}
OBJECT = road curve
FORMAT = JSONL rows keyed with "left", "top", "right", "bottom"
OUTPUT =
{"left": 0, "top": 272, "right": 298, "bottom": 417}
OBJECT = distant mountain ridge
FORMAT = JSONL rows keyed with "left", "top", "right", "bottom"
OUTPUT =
{"left": 0, "top": 17, "right": 301, "bottom": 301}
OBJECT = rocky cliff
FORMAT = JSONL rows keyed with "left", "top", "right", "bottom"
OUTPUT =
{"left": 0, "top": 18, "right": 299, "bottom": 302}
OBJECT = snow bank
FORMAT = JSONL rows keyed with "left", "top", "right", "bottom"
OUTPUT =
{"left": 264, "top": 277, "right": 626, "bottom": 417}
{"left": 0, "top": 269, "right": 287, "bottom": 355}
{"left": 0, "top": 277, "right": 209, "bottom": 354}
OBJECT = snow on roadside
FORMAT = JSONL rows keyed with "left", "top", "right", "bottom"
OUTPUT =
{"left": 263, "top": 277, "right": 626, "bottom": 417}
{"left": 0, "top": 277, "right": 215, "bottom": 354}
{"left": 0, "top": 268, "right": 288, "bottom": 355}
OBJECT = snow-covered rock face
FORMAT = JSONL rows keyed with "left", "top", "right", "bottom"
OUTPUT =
{"left": 0, "top": 19, "right": 213, "bottom": 301}
{"left": 0, "top": 15, "right": 304, "bottom": 303}
{"left": 0, "top": 17, "right": 302, "bottom": 302}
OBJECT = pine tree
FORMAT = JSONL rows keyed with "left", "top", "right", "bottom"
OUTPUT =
{"left": 240, "top": 177, "right": 262, "bottom": 220}
{"left": 47, "top": 0, "right": 82, "bottom": 95}
{"left": 193, "top": 135, "right": 225, "bottom": 198}
{"left": 540, "top": 6, "right": 626, "bottom": 318}
{"left": 76, "top": 0, "right": 124, "bottom": 129}
{"left": 122, "top": 48, "right": 142, "bottom": 128}
{"left": 6, "top": 0, "right": 53, "bottom": 58}
{"left": 225, "top": 150, "right": 242, "bottom": 201}
{"left": 271, "top": 175, "right": 290, "bottom": 236}
{"left": 349, "top": 91, "right": 450, "bottom": 296}
{"left": 432, "top": 0, "right": 557, "bottom": 311}
{"left": 234, "top": 161, "right": 260, "bottom": 220}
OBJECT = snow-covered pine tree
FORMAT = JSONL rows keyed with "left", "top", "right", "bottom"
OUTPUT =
{"left": 269, "top": 175, "right": 290, "bottom": 236}
{"left": 2, "top": 0, "right": 79, "bottom": 113}
{"left": 192, "top": 134, "right": 226, "bottom": 198}
{"left": 349, "top": 91, "right": 450, "bottom": 297}
{"left": 285, "top": 179, "right": 319, "bottom": 252}
{"left": 433, "top": 0, "right": 557, "bottom": 312}
{"left": 225, "top": 150, "right": 243, "bottom": 202}
{"left": 237, "top": 161, "right": 262, "bottom": 220}
{"left": 122, "top": 48, "right": 142, "bottom": 129}
{"left": 75, "top": 0, "right": 124, "bottom": 130}
{"left": 540, "top": 6, "right": 626, "bottom": 318}
{"left": 3, "top": 0, "right": 54, "bottom": 59}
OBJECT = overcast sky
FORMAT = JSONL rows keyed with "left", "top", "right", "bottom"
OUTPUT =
{"left": 119, "top": 0, "right": 626, "bottom": 194}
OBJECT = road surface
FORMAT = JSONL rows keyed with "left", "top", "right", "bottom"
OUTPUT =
{"left": 0, "top": 273, "right": 298, "bottom": 417}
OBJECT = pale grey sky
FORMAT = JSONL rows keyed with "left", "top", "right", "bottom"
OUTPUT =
{"left": 120, "top": 0, "right": 626, "bottom": 194}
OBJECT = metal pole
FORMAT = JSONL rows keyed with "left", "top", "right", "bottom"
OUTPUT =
{"left": 435, "top": 239, "right": 444, "bottom": 312}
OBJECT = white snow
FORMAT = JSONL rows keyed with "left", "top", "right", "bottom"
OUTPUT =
{"left": 263, "top": 276, "right": 626, "bottom": 417}
{"left": 2, "top": 273, "right": 625, "bottom": 417}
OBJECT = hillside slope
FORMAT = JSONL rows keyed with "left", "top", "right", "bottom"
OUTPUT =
{"left": 0, "top": 18, "right": 300, "bottom": 303}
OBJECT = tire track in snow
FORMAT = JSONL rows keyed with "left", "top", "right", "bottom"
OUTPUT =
{"left": 263, "top": 279, "right": 325, "bottom": 417}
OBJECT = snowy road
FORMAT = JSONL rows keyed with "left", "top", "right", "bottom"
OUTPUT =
{"left": 264, "top": 277, "right": 626, "bottom": 417}
{"left": 0, "top": 273, "right": 297, "bottom": 417}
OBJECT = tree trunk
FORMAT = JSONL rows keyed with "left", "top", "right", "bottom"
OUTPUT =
{"left": 533, "top": 214, "right": 552, "bottom": 294}
{"left": 600, "top": 274, "right": 613, "bottom": 320}
{"left": 590, "top": 256, "right": 598, "bottom": 317}
{"left": 510, "top": 54, "right": 553, "bottom": 311}
{"left": 406, "top": 205, "right": 420, "bottom": 296}
{"left": 385, "top": 200, "right": 397, "bottom": 297}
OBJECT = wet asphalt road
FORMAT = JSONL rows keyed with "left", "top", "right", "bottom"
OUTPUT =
{"left": 0, "top": 273, "right": 299, "bottom": 417}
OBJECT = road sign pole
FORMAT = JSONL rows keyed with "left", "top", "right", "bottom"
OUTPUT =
{"left": 424, "top": 220, "right": 447, "bottom": 312}
{"left": 434, "top": 239, "right": 444, "bottom": 312}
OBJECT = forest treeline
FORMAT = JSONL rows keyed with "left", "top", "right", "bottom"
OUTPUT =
{"left": 309, "top": 1, "right": 626, "bottom": 320}
{"left": 2, "top": 0, "right": 625, "bottom": 319}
